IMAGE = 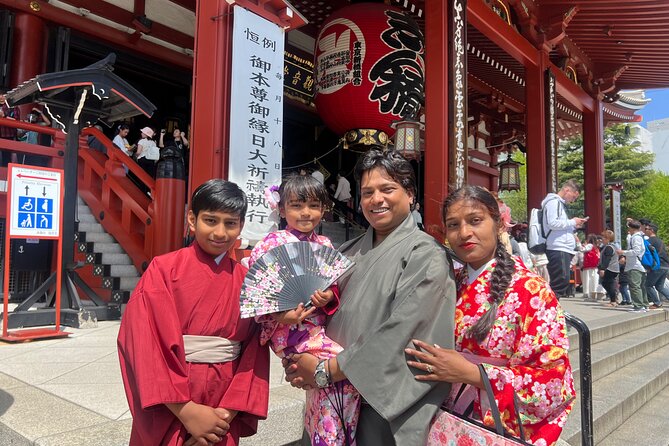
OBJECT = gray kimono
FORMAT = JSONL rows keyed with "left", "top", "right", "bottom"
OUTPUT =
{"left": 327, "top": 214, "right": 457, "bottom": 445}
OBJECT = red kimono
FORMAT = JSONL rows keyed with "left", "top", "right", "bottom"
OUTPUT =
{"left": 118, "top": 243, "right": 270, "bottom": 446}
{"left": 453, "top": 258, "right": 575, "bottom": 446}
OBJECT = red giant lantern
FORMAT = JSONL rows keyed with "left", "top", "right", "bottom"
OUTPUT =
{"left": 314, "top": 3, "right": 425, "bottom": 147}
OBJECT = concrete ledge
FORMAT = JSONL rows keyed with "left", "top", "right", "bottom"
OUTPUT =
{"left": 562, "top": 342, "right": 669, "bottom": 445}
{"left": 570, "top": 320, "right": 669, "bottom": 387}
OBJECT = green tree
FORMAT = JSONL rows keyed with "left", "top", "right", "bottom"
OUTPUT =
{"left": 558, "top": 124, "right": 654, "bottom": 222}
{"left": 628, "top": 171, "right": 669, "bottom": 241}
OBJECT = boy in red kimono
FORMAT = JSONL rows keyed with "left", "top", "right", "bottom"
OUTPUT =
{"left": 118, "top": 179, "right": 270, "bottom": 446}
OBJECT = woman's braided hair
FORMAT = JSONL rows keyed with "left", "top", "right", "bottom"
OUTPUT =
{"left": 442, "top": 186, "right": 516, "bottom": 343}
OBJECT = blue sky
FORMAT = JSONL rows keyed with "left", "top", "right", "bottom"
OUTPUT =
{"left": 640, "top": 88, "right": 669, "bottom": 127}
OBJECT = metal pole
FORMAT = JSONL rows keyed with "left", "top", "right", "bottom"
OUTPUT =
{"left": 565, "top": 312, "right": 593, "bottom": 446}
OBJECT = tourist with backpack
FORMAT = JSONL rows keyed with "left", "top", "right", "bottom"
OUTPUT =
{"left": 581, "top": 233, "right": 600, "bottom": 301}
{"left": 617, "top": 219, "right": 651, "bottom": 312}
{"left": 644, "top": 223, "right": 669, "bottom": 307}
{"left": 539, "top": 180, "right": 588, "bottom": 300}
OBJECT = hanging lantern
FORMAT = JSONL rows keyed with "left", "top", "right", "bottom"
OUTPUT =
{"left": 391, "top": 118, "right": 423, "bottom": 160}
{"left": 314, "top": 3, "right": 425, "bottom": 148}
{"left": 497, "top": 157, "right": 522, "bottom": 192}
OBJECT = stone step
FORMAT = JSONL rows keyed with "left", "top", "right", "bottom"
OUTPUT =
{"left": 78, "top": 222, "right": 105, "bottom": 233}
{"left": 100, "top": 253, "right": 133, "bottom": 265}
{"left": 77, "top": 205, "right": 94, "bottom": 216}
{"left": 109, "top": 264, "right": 139, "bottom": 277}
{"left": 91, "top": 242, "right": 125, "bottom": 254}
{"left": 78, "top": 213, "right": 97, "bottom": 223}
{"left": 561, "top": 342, "right": 669, "bottom": 445}
{"left": 81, "top": 232, "right": 115, "bottom": 243}
{"left": 598, "top": 383, "right": 669, "bottom": 446}
{"left": 118, "top": 276, "right": 141, "bottom": 291}
{"left": 570, "top": 319, "right": 669, "bottom": 388}
{"left": 567, "top": 310, "right": 668, "bottom": 351}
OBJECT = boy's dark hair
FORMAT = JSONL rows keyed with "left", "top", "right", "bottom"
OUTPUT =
{"left": 191, "top": 179, "right": 247, "bottom": 220}
{"left": 639, "top": 218, "right": 652, "bottom": 226}
{"left": 279, "top": 174, "right": 332, "bottom": 210}
{"left": 354, "top": 149, "right": 416, "bottom": 198}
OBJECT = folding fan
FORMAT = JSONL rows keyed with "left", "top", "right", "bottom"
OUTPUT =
{"left": 240, "top": 241, "right": 354, "bottom": 319}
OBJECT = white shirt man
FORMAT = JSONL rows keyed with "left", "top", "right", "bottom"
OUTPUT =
{"left": 334, "top": 174, "right": 352, "bottom": 202}
{"left": 541, "top": 180, "right": 587, "bottom": 299}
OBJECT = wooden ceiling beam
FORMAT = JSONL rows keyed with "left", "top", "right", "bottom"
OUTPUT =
{"left": 168, "top": 0, "right": 196, "bottom": 12}
{"left": 57, "top": 0, "right": 194, "bottom": 49}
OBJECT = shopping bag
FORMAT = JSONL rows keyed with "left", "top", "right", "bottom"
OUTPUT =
{"left": 427, "top": 364, "right": 531, "bottom": 446}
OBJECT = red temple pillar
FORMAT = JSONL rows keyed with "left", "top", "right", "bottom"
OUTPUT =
{"left": 423, "top": 0, "right": 449, "bottom": 239}
{"left": 9, "top": 13, "right": 46, "bottom": 116}
{"left": 582, "top": 98, "right": 605, "bottom": 232}
{"left": 189, "top": 0, "right": 234, "bottom": 193}
{"left": 525, "top": 52, "right": 548, "bottom": 209}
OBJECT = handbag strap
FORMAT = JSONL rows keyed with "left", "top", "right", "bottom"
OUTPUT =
{"left": 478, "top": 364, "right": 505, "bottom": 436}
{"left": 478, "top": 364, "right": 528, "bottom": 443}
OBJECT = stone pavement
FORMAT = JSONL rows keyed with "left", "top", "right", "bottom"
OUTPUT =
{"left": 0, "top": 295, "right": 651, "bottom": 445}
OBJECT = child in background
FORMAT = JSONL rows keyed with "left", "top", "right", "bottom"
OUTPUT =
{"left": 599, "top": 230, "right": 620, "bottom": 307}
{"left": 118, "top": 179, "right": 269, "bottom": 446}
{"left": 582, "top": 233, "right": 601, "bottom": 300}
{"left": 248, "top": 174, "right": 359, "bottom": 446}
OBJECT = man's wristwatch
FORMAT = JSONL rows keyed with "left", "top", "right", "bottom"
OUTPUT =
{"left": 314, "top": 359, "right": 331, "bottom": 388}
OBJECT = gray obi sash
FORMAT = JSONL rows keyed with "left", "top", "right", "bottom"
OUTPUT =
{"left": 182, "top": 335, "right": 241, "bottom": 363}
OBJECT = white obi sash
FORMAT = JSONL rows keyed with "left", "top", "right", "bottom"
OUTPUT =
{"left": 182, "top": 335, "right": 241, "bottom": 364}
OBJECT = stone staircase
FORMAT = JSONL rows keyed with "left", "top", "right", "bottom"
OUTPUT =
{"left": 318, "top": 220, "right": 366, "bottom": 248}
{"left": 562, "top": 307, "right": 669, "bottom": 445}
{"left": 75, "top": 197, "right": 141, "bottom": 308}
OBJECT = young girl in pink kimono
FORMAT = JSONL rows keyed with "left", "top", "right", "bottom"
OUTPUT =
{"left": 248, "top": 174, "right": 359, "bottom": 446}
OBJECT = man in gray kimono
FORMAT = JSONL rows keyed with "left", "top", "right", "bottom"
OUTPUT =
{"left": 285, "top": 150, "right": 457, "bottom": 445}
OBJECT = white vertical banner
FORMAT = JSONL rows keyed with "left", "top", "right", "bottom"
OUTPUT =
{"left": 229, "top": 5, "right": 285, "bottom": 242}
{"left": 612, "top": 189, "right": 621, "bottom": 247}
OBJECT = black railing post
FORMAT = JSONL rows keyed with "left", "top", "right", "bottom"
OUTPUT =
{"left": 565, "top": 312, "right": 593, "bottom": 446}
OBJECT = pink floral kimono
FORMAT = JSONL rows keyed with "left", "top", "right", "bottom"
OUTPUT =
{"left": 248, "top": 228, "right": 359, "bottom": 445}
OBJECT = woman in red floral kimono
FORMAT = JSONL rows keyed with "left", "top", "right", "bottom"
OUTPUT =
{"left": 407, "top": 186, "right": 575, "bottom": 446}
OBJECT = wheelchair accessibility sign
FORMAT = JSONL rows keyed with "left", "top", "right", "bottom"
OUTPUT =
{"left": 8, "top": 165, "right": 63, "bottom": 238}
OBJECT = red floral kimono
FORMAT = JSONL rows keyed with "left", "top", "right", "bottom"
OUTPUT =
{"left": 451, "top": 258, "right": 575, "bottom": 446}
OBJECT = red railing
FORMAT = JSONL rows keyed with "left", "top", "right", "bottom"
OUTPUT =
{"left": 0, "top": 118, "right": 184, "bottom": 274}
{"left": 78, "top": 126, "right": 156, "bottom": 271}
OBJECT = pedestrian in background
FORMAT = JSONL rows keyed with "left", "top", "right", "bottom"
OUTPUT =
{"left": 644, "top": 222, "right": 669, "bottom": 307}
{"left": 599, "top": 230, "right": 620, "bottom": 307}
{"left": 581, "top": 233, "right": 600, "bottom": 300}
{"left": 542, "top": 180, "right": 588, "bottom": 300}
{"left": 618, "top": 219, "right": 650, "bottom": 312}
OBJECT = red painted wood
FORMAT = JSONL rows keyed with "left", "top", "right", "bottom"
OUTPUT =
{"left": 468, "top": 0, "right": 539, "bottom": 67}
{"left": 57, "top": 0, "right": 194, "bottom": 50}
{"left": 0, "top": 328, "right": 70, "bottom": 342}
{"left": 525, "top": 52, "right": 548, "bottom": 210}
{"left": 423, "top": 0, "right": 449, "bottom": 240}
{"left": 0, "top": 0, "right": 192, "bottom": 69}
{"left": 189, "top": 0, "right": 232, "bottom": 192}
{"left": 9, "top": 13, "right": 46, "bottom": 94}
{"left": 582, "top": 99, "right": 605, "bottom": 233}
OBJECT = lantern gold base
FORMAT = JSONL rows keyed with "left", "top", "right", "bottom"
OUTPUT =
{"left": 343, "top": 129, "right": 389, "bottom": 151}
